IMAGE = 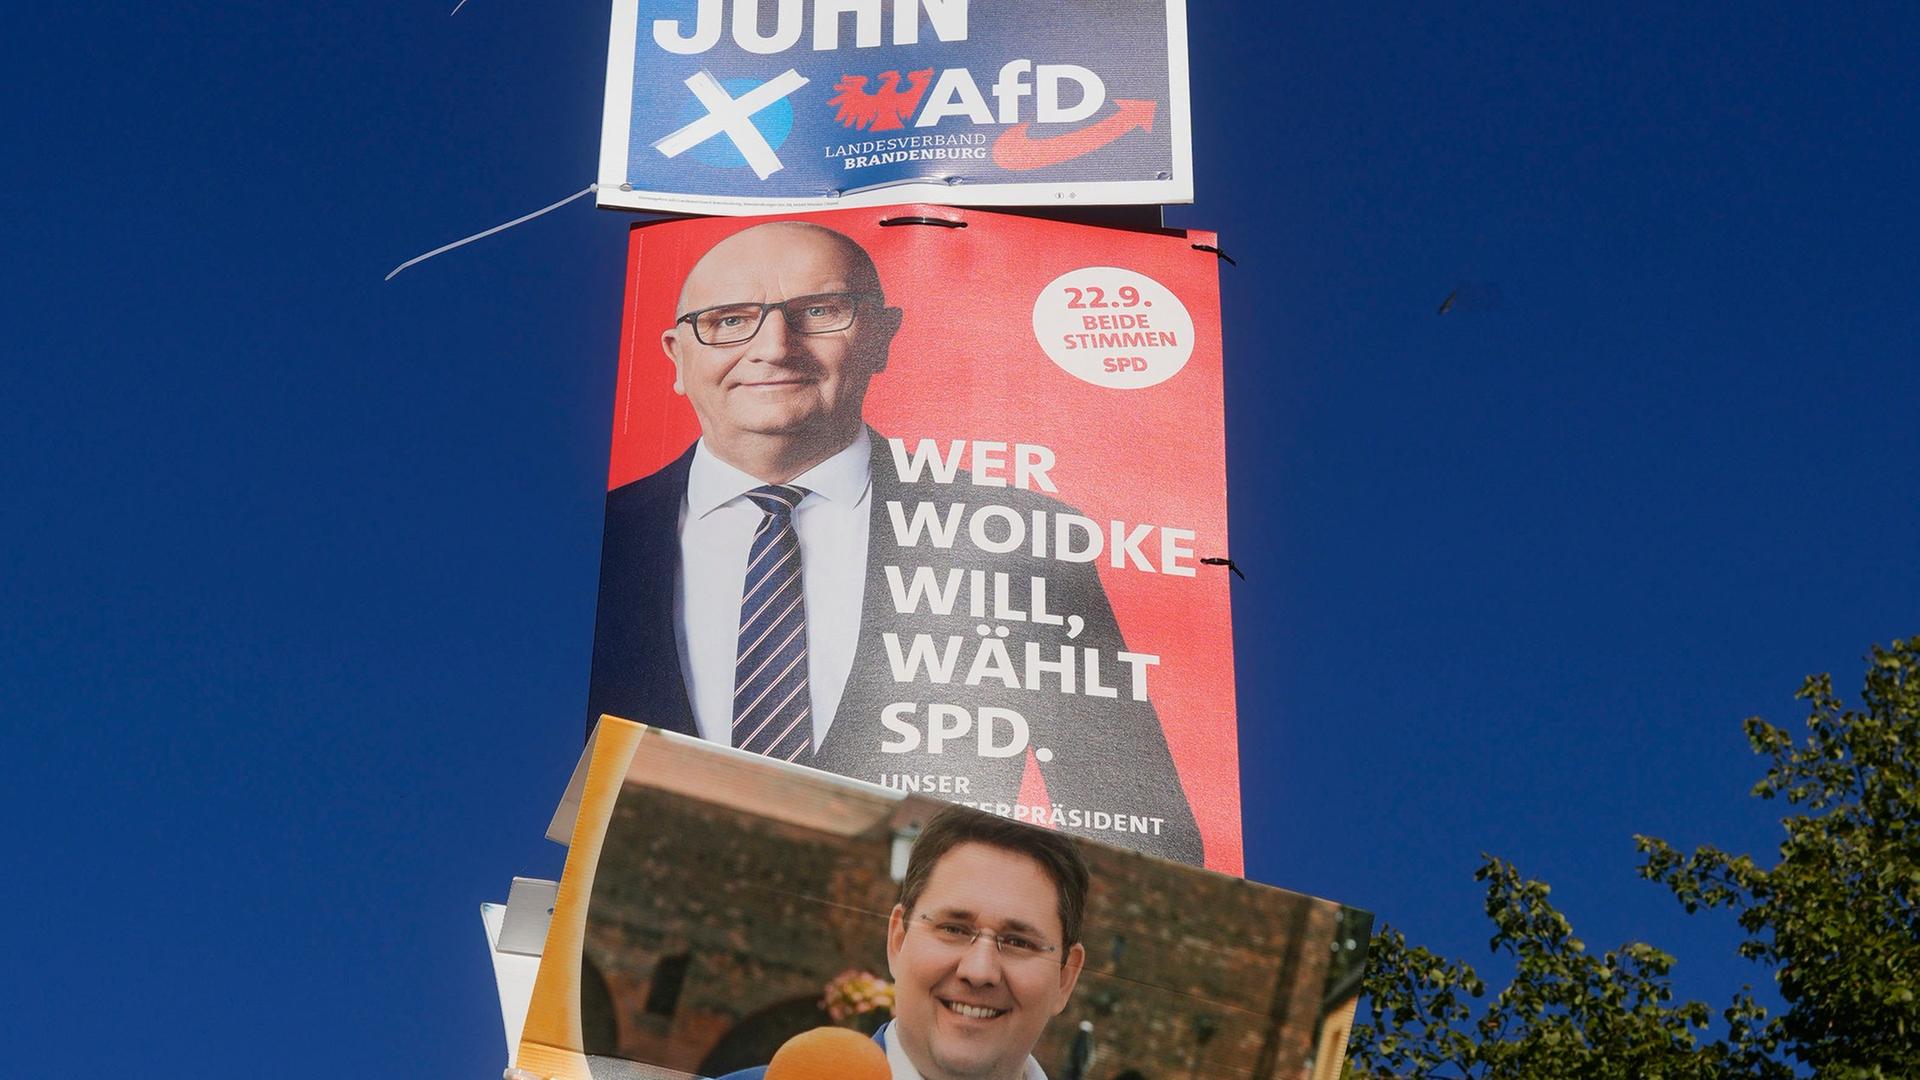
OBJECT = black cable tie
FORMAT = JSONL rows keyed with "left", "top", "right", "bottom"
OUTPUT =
{"left": 1200, "top": 556, "right": 1246, "bottom": 580}
{"left": 1191, "top": 244, "right": 1236, "bottom": 266}
{"left": 879, "top": 216, "right": 967, "bottom": 229}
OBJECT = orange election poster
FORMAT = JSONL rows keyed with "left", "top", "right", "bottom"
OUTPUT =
{"left": 585, "top": 206, "right": 1239, "bottom": 872}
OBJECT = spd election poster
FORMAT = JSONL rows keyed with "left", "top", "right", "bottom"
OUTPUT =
{"left": 597, "top": 0, "right": 1192, "bottom": 213}
{"left": 585, "top": 206, "right": 1239, "bottom": 871}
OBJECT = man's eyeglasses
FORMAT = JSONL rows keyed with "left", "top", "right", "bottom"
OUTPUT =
{"left": 915, "top": 913, "right": 1060, "bottom": 962}
{"left": 675, "top": 291, "right": 874, "bottom": 346}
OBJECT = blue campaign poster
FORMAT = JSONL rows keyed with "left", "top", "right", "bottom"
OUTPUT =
{"left": 597, "top": 0, "right": 1192, "bottom": 213}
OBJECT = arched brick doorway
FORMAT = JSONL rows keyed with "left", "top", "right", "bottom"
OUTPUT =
{"left": 695, "top": 995, "right": 834, "bottom": 1077}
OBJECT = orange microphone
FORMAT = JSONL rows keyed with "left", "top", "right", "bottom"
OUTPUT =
{"left": 762, "top": 1025, "right": 891, "bottom": 1080}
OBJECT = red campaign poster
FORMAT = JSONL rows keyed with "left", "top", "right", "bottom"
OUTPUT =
{"left": 586, "top": 205, "right": 1240, "bottom": 872}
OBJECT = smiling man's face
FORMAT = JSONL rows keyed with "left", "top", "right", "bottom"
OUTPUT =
{"left": 886, "top": 842, "right": 1085, "bottom": 1080}
{"left": 661, "top": 222, "right": 898, "bottom": 478}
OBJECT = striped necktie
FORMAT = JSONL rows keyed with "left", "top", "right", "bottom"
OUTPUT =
{"left": 732, "top": 484, "right": 813, "bottom": 760}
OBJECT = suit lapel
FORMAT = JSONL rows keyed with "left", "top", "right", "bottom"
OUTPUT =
{"left": 644, "top": 450, "right": 699, "bottom": 734}
{"left": 811, "top": 431, "right": 897, "bottom": 765}
{"left": 595, "top": 445, "right": 700, "bottom": 738}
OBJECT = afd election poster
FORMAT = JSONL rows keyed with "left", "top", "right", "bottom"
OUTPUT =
{"left": 597, "top": 0, "right": 1192, "bottom": 213}
{"left": 585, "top": 206, "right": 1238, "bottom": 872}
{"left": 516, "top": 722, "right": 1370, "bottom": 1080}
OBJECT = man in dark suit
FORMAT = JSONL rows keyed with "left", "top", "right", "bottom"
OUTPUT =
{"left": 586, "top": 221, "right": 1202, "bottom": 865}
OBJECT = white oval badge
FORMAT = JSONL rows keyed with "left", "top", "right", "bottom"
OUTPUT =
{"left": 1031, "top": 266, "right": 1195, "bottom": 389}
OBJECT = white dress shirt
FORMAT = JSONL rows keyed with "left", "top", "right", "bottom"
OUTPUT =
{"left": 675, "top": 430, "right": 872, "bottom": 751}
{"left": 880, "top": 1021, "right": 1049, "bottom": 1080}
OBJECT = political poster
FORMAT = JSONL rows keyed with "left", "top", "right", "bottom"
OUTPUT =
{"left": 585, "top": 206, "right": 1238, "bottom": 872}
{"left": 516, "top": 721, "right": 1371, "bottom": 1080}
{"left": 597, "top": 0, "right": 1192, "bottom": 213}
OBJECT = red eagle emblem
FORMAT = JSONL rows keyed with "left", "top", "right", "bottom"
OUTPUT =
{"left": 827, "top": 68, "right": 935, "bottom": 132}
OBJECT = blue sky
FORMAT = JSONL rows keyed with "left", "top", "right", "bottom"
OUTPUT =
{"left": 4, "top": 3, "right": 1916, "bottom": 1075}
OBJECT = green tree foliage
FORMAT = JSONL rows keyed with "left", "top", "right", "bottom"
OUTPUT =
{"left": 1638, "top": 638, "right": 1919, "bottom": 1078}
{"left": 1345, "top": 859, "right": 1782, "bottom": 1079}
{"left": 1345, "top": 639, "right": 1919, "bottom": 1078}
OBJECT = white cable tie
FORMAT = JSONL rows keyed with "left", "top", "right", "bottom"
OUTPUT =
{"left": 450, "top": 0, "right": 471, "bottom": 13}
{"left": 384, "top": 182, "right": 597, "bottom": 281}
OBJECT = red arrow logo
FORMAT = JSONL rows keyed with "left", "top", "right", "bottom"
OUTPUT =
{"left": 991, "top": 99, "right": 1157, "bottom": 171}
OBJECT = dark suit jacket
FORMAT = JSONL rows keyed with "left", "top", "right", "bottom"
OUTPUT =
{"left": 587, "top": 433, "right": 1203, "bottom": 864}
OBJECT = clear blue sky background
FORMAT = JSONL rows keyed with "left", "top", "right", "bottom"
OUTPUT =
{"left": 5, "top": 4, "right": 1915, "bottom": 1076}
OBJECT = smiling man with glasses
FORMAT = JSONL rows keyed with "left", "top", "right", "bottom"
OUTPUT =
{"left": 591, "top": 220, "right": 905, "bottom": 766}
{"left": 716, "top": 807, "right": 1089, "bottom": 1080}
{"left": 883, "top": 808, "right": 1089, "bottom": 1080}
{"left": 661, "top": 222, "right": 902, "bottom": 488}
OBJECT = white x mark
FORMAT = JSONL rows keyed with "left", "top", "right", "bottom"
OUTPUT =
{"left": 653, "top": 70, "right": 810, "bottom": 180}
